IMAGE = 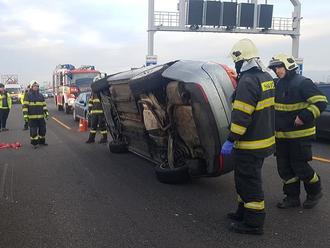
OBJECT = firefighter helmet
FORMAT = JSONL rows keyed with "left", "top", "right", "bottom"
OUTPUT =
{"left": 29, "top": 80, "right": 39, "bottom": 87}
{"left": 268, "top": 53, "right": 298, "bottom": 71}
{"left": 229, "top": 38, "right": 259, "bottom": 63}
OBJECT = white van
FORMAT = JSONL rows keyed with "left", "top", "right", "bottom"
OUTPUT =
{"left": 4, "top": 84, "right": 23, "bottom": 103}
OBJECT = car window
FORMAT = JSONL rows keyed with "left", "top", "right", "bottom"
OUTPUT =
{"left": 76, "top": 94, "right": 82, "bottom": 102}
{"left": 83, "top": 93, "right": 88, "bottom": 103}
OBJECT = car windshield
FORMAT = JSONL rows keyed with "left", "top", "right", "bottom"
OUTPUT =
{"left": 6, "top": 88, "right": 20, "bottom": 94}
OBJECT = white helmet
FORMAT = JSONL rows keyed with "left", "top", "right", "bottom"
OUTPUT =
{"left": 268, "top": 53, "right": 298, "bottom": 71}
{"left": 29, "top": 80, "right": 39, "bottom": 87}
{"left": 229, "top": 38, "right": 259, "bottom": 63}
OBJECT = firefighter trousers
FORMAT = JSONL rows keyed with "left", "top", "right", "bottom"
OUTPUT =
{"left": 234, "top": 150, "right": 265, "bottom": 228}
{"left": 276, "top": 139, "right": 321, "bottom": 197}
{"left": 0, "top": 109, "right": 10, "bottom": 129}
{"left": 88, "top": 114, "right": 107, "bottom": 140}
{"left": 29, "top": 119, "right": 46, "bottom": 145}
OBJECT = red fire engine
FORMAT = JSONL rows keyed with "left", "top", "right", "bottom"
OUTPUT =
{"left": 52, "top": 64, "right": 100, "bottom": 113}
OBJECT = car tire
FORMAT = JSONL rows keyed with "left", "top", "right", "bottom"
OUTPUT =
{"left": 73, "top": 109, "right": 79, "bottom": 121}
{"left": 108, "top": 141, "right": 128, "bottom": 153}
{"left": 155, "top": 162, "right": 190, "bottom": 184}
{"left": 91, "top": 77, "right": 109, "bottom": 93}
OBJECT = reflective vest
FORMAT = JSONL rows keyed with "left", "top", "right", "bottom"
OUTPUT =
{"left": 0, "top": 92, "right": 12, "bottom": 109}
{"left": 275, "top": 73, "right": 327, "bottom": 140}
{"left": 23, "top": 91, "right": 48, "bottom": 120}
{"left": 88, "top": 97, "right": 104, "bottom": 115}
{"left": 228, "top": 67, "right": 275, "bottom": 157}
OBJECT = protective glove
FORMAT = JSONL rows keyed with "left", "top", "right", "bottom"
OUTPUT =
{"left": 44, "top": 113, "right": 49, "bottom": 120}
{"left": 24, "top": 116, "right": 29, "bottom": 122}
{"left": 220, "top": 140, "right": 234, "bottom": 155}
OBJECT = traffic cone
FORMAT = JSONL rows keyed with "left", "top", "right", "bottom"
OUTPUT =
{"left": 79, "top": 119, "right": 88, "bottom": 132}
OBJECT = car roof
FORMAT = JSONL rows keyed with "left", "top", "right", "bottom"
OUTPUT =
{"left": 106, "top": 60, "right": 215, "bottom": 84}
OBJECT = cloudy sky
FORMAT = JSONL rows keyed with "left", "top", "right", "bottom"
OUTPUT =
{"left": 0, "top": 0, "right": 330, "bottom": 85}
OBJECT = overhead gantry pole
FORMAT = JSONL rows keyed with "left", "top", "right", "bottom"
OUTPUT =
{"left": 148, "top": 0, "right": 155, "bottom": 57}
{"left": 290, "top": 0, "right": 301, "bottom": 58}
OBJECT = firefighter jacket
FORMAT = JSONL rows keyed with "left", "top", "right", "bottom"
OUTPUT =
{"left": 21, "top": 90, "right": 29, "bottom": 104}
{"left": 0, "top": 92, "right": 12, "bottom": 109}
{"left": 228, "top": 67, "right": 275, "bottom": 157}
{"left": 88, "top": 96, "right": 104, "bottom": 115}
{"left": 23, "top": 91, "right": 49, "bottom": 120}
{"left": 275, "top": 72, "right": 327, "bottom": 140}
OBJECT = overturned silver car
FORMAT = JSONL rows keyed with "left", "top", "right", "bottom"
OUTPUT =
{"left": 92, "top": 60, "right": 236, "bottom": 183}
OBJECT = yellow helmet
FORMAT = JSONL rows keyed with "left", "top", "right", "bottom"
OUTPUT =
{"left": 229, "top": 38, "right": 259, "bottom": 63}
{"left": 268, "top": 53, "right": 298, "bottom": 71}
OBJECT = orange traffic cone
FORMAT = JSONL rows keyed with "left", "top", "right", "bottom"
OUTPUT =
{"left": 78, "top": 119, "right": 88, "bottom": 132}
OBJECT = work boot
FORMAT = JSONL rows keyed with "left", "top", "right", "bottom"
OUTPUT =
{"left": 2, "top": 128, "right": 8, "bottom": 131}
{"left": 33, "top": 144, "right": 39, "bottom": 149}
{"left": 85, "top": 138, "right": 95, "bottom": 144}
{"left": 303, "top": 192, "right": 323, "bottom": 209}
{"left": 227, "top": 203, "right": 244, "bottom": 222}
{"left": 39, "top": 143, "right": 48, "bottom": 146}
{"left": 228, "top": 222, "right": 263, "bottom": 235}
{"left": 23, "top": 127, "right": 28, "bottom": 130}
{"left": 277, "top": 196, "right": 300, "bottom": 209}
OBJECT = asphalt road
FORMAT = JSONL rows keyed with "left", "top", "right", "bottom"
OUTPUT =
{"left": 0, "top": 100, "right": 330, "bottom": 248}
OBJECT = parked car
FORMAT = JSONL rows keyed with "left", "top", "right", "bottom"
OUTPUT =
{"left": 91, "top": 60, "right": 236, "bottom": 184}
{"left": 73, "top": 91, "right": 91, "bottom": 125}
{"left": 41, "top": 91, "right": 48, "bottom": 99}
{"left": 316, "top": 83, "right": 330, "bottom": 139}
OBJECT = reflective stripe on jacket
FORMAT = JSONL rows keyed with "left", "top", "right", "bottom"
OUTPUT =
{"left": 275, "top": 73, "right": 328, "bottom": 140}
{"left": 23, "top": 91, "right": 48, "bottom": 119}
{"left": 0, "top": 92, "right": 12, "bottom": 109}
{"left": 88, "top": 97, "right": 104, "bottom": 115}
{"left": 228, "top": 67, "right": 275, "bottom": 157}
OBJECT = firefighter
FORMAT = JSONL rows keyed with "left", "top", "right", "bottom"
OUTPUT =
{"left": 22, "top": 84, "right": 31, "bottom": 130}
{"left": 268, "top": 54, "right": 327, "bottom": 209}
{"left": 221, "top": 39, "right": 275, "bottom": 235}
{"left": 0, "top": 83, "right": 12, "bottom": 132}
{"left": 23, "top": 80, "right": 49, "bottom": 148}
{"left": 85, "top": 93, "right": 107, "bottom": 144}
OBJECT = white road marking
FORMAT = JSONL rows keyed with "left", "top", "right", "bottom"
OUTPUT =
{"left": 51, "top": 117, "right": 71, "bottom": 130}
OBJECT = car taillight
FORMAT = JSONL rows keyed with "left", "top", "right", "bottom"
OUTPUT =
{"left": 70, "top": 87, "right": 79, "bottom": 94}
{"left": 220, "top": 64, "right": 237, "bottom": 89}
{"left": 217, "top": 154, "right": 224, "bottom": 173}
{"left": 196, "top": 83, "right": 209, "bottom": 103}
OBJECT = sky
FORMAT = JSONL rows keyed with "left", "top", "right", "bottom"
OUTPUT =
{"left": 0, "top": 0, "right": 330, "bottom": 86}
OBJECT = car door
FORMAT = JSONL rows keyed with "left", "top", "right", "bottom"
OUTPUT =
{"left": 316, "top": 86, "right": 330, "bottom": 138}
{"left": 76, "top": 94, "right": 84, "bottom": 118}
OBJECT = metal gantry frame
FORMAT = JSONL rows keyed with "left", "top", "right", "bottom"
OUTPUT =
{"left": 147, "top": 0, "right": 301, "bottom": 64}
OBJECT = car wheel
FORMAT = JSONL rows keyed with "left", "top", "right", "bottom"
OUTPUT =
{"left": 108, "top": 140, "right": 128, "bottom": 153}
{"left": 155, "top": 162, "right": 190, "bottom": 184}
{"left": 73, "top": 108, "right": 79, "bottom": 121}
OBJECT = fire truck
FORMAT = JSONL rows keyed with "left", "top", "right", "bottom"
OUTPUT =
{"left": 52, "top": 64, "right": 100, "bottom": 113}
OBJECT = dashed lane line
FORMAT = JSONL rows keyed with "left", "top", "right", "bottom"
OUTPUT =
{"left": 51, "top": 117, "right": 72, "bottom": 130}
{"left": 0, "top": 163, "right": 8, "bottom": 199}
{"left": 313, "top": 156, "right": 330, "bottom": 164}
